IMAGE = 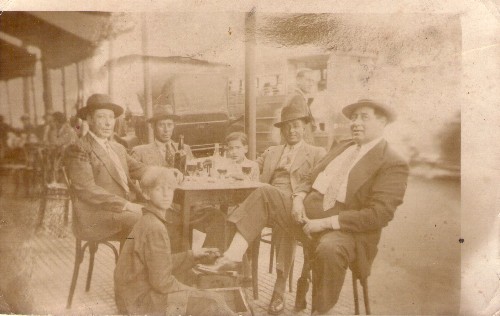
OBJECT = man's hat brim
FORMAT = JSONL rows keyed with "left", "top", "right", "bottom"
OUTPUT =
{"left": 147, "top": 113, "right": 180, "bottom": 123}
{"left": 273, "top": 115, "right": 311, "bottom": 128}
{"left": 342, "top": 99, "right": 396, "bottom": 123}
{"left": 78, "top": 103, "right": 124, "bottom": 120}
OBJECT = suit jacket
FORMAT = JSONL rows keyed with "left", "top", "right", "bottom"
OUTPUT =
{"left": 298, "top": 139, "right": 409, "bottom": 278}
{"left": 130, "top": 141, "right": 194, "bottom": 168}
{"left": 257, "top": 142, "right": 326, "bottom": 194}
{"left": 65, "top": 133, "right": 147, "bottom": 239}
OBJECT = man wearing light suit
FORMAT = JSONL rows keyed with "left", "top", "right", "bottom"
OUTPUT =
{"left": 65, "top": 94, "right": 147, "bottom": 241}
{"left": 130, "top": 104, "right": 193, "bottom": 168}
{"left": 205, "top": 102, "right": 326, "bottom": 314}
{"left": 205, "top": 99, "right": 409, "bottom": 315}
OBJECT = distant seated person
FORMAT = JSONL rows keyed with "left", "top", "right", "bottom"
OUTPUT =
{"left": 19, "top": 114, "right": 39, "bottom": 143}
{"left": 50, "top": 111, "right": 77, "bottom": 147}
{"left": 69, "top": 115, "right": 89, "bottom": 139}
{"left": 224, "top": 132, "right": 260, "bottom": 182}
{"left": 114, "top": 167, "right": 234, "bottom": 316}
{"left": 131, "top": 104, "right": 193, "bottom": 168}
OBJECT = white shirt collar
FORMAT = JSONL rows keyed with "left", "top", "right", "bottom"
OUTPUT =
{"left": 285, "top": 139, "right": 304, "bottom": 151}
{"left": 357, "top": 137, "right": 383, "bottom": 152}
{"left": 88, "top": 130, "right": 109, "bottom": 149}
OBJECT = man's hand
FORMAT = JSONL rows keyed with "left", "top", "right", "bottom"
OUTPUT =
{"left": 125, "top": 202, "right": 143, "bottom": 215}
{"left": 302, "top": 218, "right": 332, "bottom": 238}
{"left": 291, "top": 196, "right": 307, "bottom": 224}
{"left": 193, "top": 248, "right": 221, "bottom": 260}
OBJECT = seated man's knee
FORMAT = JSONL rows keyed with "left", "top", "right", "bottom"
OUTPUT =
{"left": 314, "top": 236, "right": 351, "bottom": 268}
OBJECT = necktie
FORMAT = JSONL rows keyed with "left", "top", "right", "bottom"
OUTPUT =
{"left": 165, "top": 142, "right": 174, "bottom": 167}
{"left": 104, "top": 141, "right": 129, "bottom": 192}
{"left": 323, "top": 145, "right": 361, "bottom": 211}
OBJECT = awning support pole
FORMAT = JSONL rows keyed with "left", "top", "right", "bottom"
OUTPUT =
{"left": 245, "top": 11, "right": 257, "bottom": 160}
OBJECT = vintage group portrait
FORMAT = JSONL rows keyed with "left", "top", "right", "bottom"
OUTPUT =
{"left": 0, "top": 2, "right": 497, "bottom": 315}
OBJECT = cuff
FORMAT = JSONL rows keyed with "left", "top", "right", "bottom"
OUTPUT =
{"left": 122, "top": 201, "right": 130, "bottom": 211}
{"left": 330, "top": 215, "right": 340, "bottom": 230}
{"left": 292, "top": 192, "right": 307, "bottom": 200}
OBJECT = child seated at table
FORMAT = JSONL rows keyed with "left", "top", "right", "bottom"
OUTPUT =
{"left": 224, "top": 132, "right": 260, "bottom": 182}
{"left": 114, "top": 166, "right": 233, "bottom": 316}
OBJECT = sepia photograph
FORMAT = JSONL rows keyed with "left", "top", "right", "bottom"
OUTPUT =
{"left": 0, "top": 2, "right": 497, "bottom": 315}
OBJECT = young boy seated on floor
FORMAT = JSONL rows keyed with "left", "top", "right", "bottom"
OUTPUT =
{"left": 114, "top": 166, "right": 234, "bottom": 316}
{"left": 224, "top": 132, "right": 260, "bottom": 182}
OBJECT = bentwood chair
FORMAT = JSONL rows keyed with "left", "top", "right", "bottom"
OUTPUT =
{"left": 64, "top": 169, "right": 124, "bottom": 309}
{"left": 351, "top": 266, "right": 370, "bottom": 315}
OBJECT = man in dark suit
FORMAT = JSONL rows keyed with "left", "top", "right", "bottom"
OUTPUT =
{"left": 65, "top": 94, "right": 148, "bottom": 240}
{"left": 204, "top": 102, "right": 326, "bottom": 314}
{"left": 131, "top": 104, "right": 193, "bottom": 167}
{"left": 205, "top": 99, "right": 409, "bottom": 315}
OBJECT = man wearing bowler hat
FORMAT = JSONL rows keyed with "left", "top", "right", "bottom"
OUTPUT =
{"left": 131, "top": 104, "right": 193, "bottom": 168}
{"left": 65, "top": 93, "right": 148, "bottom": 240}
{"left": 203, "top": 101, "right": 326, "bottom": 314}
{"left": 204, "top": 99, "right": 409, "bottom": 314}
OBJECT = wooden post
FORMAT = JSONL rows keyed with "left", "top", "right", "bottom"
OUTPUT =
{"left": 22, "top": 76, "right": 31, "bottom": 116}
{"left": 41, "top": 56, "right": 53, "bottom": 114}
{"left": 141, "top": 13, "right": 154, "bottom": 143}
{"left": 30, "top": 76, "right": 38, "bottom": 125}
{"left": 4, "top": 81, "right": 13, "bottom": 125}
{"left": 245, "top": 11, "right": 257, "bottom": 160}
{"left": 61, "top": 67, "right": 67, "bottom": 117}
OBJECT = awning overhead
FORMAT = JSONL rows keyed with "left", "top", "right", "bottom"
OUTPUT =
{"left": 0, "top": 11, "right": 113, "bottom": 69}
{"left": 0, "top": 39, "right": 36, "bottom": 80}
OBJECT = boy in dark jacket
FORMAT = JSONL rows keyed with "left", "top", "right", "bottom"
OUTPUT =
{"left": 114, "top": 166, "right": 233, "bottom": 315}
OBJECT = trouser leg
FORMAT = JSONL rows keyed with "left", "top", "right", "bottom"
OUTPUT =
{"left": 112, "top": 211, "right": 141, "bottom": 239}
{"left": 311, "top": 230, "right": 356, "bottom": 314}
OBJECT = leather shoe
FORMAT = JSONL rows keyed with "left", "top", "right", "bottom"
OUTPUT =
{"left": 268, "top": 292, "right": 285, "bottom": 315}
{"left": 196, "top": 256, "right": 241, "bottom": 274}
{"left": 294, "top": 276, "right": 310, "bottom": 311}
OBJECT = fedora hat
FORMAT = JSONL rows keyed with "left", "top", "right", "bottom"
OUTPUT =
{"left": 342, "top": 99, "right": 397, "bottom": 123}
{"left": 78, "top": 94, "right": 124, "bottom": 120}
{"left": 273, "top": 103, "right": 311, "bottom": 128}
{"left": 147, "top": 104, "right": 180, "bottom": 123}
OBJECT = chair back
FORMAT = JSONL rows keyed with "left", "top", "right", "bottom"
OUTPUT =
{"left": 61, "top": 166, "right": 81, "bottom": 237}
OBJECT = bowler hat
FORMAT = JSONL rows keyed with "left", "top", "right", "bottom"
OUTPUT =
{"left": 147, "top": 104, "right": 180, "bottom": 123}
{"left": 273, "top": 103, "right": 311, "bottom": 128}
{"left": 78, "top": 94, "right": 124, "bottom": 120}
{"left": 342, "top": 99, "right": 397, "bottom": 123}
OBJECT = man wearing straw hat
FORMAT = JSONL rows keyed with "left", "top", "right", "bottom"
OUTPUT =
{"left": 65, "top": 93, "right": 148, "bottom": 240}
{"left": 131, "top": 104, "right": 193, "bottom": 168}
{"left": 204, "top": 99, "right": 409, "bottom": 315}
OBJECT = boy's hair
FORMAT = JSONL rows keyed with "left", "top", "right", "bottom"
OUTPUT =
{"left": 225, "top": 132, "right": 248, "bottom": 146}
{"left": 140, "top": 166, "right": 178, "bottom": 192}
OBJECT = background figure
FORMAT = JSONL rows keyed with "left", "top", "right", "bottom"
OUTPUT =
{"left": 50, "top": 112, "right": 77, "bottom": 147}
{"left": 281, "top": 68, "right": 317, "bottom": 145}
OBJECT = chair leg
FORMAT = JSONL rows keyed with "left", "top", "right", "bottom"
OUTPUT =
{"left": 289, "top": 257, "right": 294, "bottom": 292}
{"left": 352, "top": 272, "right": 360, "bottom": 315}
{"left": 36, "top": 197, "right": 47, "bottom": 231}
{"left": 251, "top": 239, "right": 260, "bottom": 300}
{"left": 102, "top": 241, "right": 120, "bottom": 264}
{"left": 362, "top": 279, "right": 370, "bottom": 315}
{"left": 63, "top": 199, "right": 70, "bottom": 226}
{"left": 66, "top": 239, "right": 83, "bottom": 309}
{"left": 269, "top": 231, "right": 275, "bottom": 274}
{"left": 85, "top": 243, "right": 98, "bottom": 292}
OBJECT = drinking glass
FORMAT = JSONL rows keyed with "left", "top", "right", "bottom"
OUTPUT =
{"left": 217, "top": 166, "right": 228, "bottom": 179}
{"left": 186, "top": 161, "right": 197, "bottom": 177}
{"left": 242, "top": 165, "right": 252, "bottom": 176}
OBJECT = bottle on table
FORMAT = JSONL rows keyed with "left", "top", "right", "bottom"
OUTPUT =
{"left": 174, "top": 135, "right": 187, "bottom": 174}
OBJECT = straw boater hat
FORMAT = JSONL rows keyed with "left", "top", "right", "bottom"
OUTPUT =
{"left": 147, "top": 104, "right": 180, "bottom": 123}
{"left": 78, "top": 94, "right": 124, "bottom": 120}
{"left": 342, "top": 99, "right": 397, "bottom": 123}
{"left": 273, "top": 102, "right": 311, "bottom": 128}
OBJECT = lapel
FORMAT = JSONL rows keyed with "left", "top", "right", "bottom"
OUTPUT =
{"left": 267, "top": 145, "right": 285, "bottom": 177}
{"left": 290, "top": 143, "right": 309, "bottom": 173}
{"left": 345, "top": 140, "right": 386, "bottom": 204}
{"left": 86, "top": 134, "right": 129, "bottom": 192}
{"left": 153, "top": 142, "right": 165, "bottom": 164}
